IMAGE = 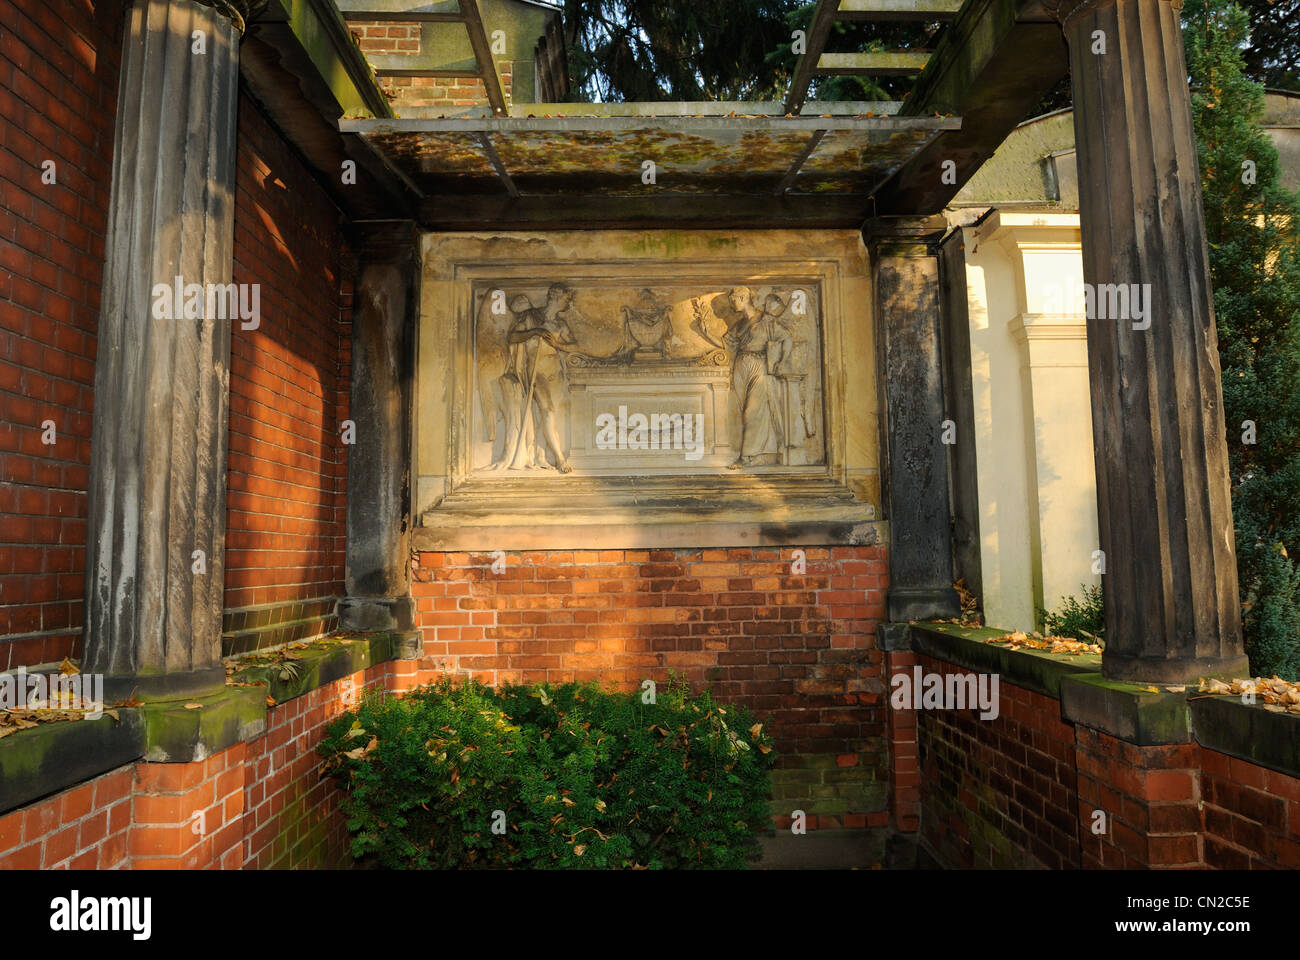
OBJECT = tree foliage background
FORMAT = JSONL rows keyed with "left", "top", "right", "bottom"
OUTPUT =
{"left": 1231, "top": 0, "right": 1300, "bottom": 89}
{"left": 558, "top": 0, "right": 938, "bottom": 102}
{"left": 1184, "top": 0, "right": 1300, "bottom": 678}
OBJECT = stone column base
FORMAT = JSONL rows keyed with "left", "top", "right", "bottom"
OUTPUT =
{"left": 887, "top": 587, "right": 960, "bottom": 623}
{"left": 100, "top": 666, "right": 229, "bottom": 703}
{"left": 336, "top": 596, "right": 416, "bottom": 633}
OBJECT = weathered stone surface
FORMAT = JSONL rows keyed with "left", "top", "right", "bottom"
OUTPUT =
{"left": 0, "top": 711, "right": 145, "bottom": 816}
{"left": 1061, "top": 0, "right": 1249, "bottom": 682}
{"left": 341, "top": 224, "right": 419, "bottom": 631}
{"left": 1060, "top": 674, "right": 1192, "bottom": 745}
{"left": 936, "top": 229, "right": 983, "bottom": 601}
{"left": 909, "top": 621, "right": 1099, "bottom": 700}
{"left": 140, "top": 685, "right": 267, "bottom": 763}
{"left": 757, "top": 828, "right": 889, "bottom": 869}
{"left": 1190, "top": 696, "right": 1300, "bottom": 780}
{"left": 869, "top": 224, "right": 961, "bottom": 621}
{"left": 83, "top": 0, "right": 241, "bottom": 700}
{"left": 876, "top": 622, "right": 912, "bottom": 652}
{"left": 878, "top": 0, "right": 1069, "bottom": 214}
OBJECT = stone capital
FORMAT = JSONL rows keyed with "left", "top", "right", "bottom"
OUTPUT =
{"left": 862, "top": 214, "right": 949, "bottom": 252}
{"left": 1053, "top": 0, "right": 1183, "bottom": 30}
{"left": 191, "top": 0, "right": 270, "bottom": 33}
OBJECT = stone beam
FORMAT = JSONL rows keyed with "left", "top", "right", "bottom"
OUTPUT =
{"left": 83, "top": 0, "right": 244, "bottom": 700}
{"left": 238, "top": 0, "right": 423, "bottom": 223}
{"left": 1060, "top": 0, "right": 1248, "bottom": 682}
{"left": 337, "top": 223, "right": 420, "bottom": 633}
{"left": 872, "top": 0, "right": 1068, "bottom": 215}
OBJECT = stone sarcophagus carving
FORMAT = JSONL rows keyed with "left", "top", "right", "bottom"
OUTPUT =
{"left": 471, "top": 282, "right": 825, "bottom": 475}
{"left": 415, "top": 231, "right": 878, "bottom": 549}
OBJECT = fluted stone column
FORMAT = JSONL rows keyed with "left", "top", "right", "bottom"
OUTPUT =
{"left": 869, "top": 220, "right": 962, "bottom": 623}
{"left": 1060, "top": 0, "right": 1249, "bottom": 682}
{"left": 83, "top": 0, "right": 247, "bottom": 699}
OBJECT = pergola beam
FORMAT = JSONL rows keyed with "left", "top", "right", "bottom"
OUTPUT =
{"left": 338, "top": 10, "right": 464, "bottom": 21}
{"left": 339, "top": 0, "right": 506, "bottom": 115}
{"left": 341, "top": 115, "right": 958, "bottom": 133}
{"left": 475, "top": 132, "right": 519, "bottom": 197}
{"left": 365, "top": 67, "right": 480, "bottom": 78}
{"left": 837, "top": 0, "right": 962, "bottom": 19}
{"left": 868, "top": 0, "right": 1068, "bottom": 214}
{"left": 816, "top": 51, "right": 931, "bottom": 76}
{"left": 775, "top": 130, "right": 828, "bottom": 195}
{"left": 416, "top": 193, "right": 878, "bottom": 229}
{"left": 459, "top": 0, "right": 507, "bottom": 116}
{"left": 784, "top": 0, "right": 842, "bottom": 115}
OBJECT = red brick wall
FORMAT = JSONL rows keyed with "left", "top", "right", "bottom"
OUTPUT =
{"left": 0, "top": 12, "right": 355, "bottom": 665}
{"left": 225, "top": 95, "right": 352, "bottom": 648}
{"left": 0, "top": 0, "right": 123, "bottom": 669}
{"left": 412, "top": 545, "right": 890, "bottom": 826}
{"left": 241, "top": 664, "right": 392, "bottom": 869}
{"left": 381, "top": 68, "right": 513, "bottom": 109}
{"left": 0, "top": 765, "right": 131, "bottom": 869}
{"left": 885, "top": 649, "right": 921, "bottom": 832}
{"left": 1200, "top": 747, "right": 1300, "bottom": 869}
{"left": 912, "top": 653, "right": 1081, "bottom": 868}
{"left": 351, "top": 21, "right": 421, "bottom": 55}
{"left": 349, "top": 23, "right": 516, "bottom": 110}
{"left": 910, "top": 650, "right": 1300, "bottom": 870}
{"left": 1074, "top": 728, "right": 1202, "bottom": 868}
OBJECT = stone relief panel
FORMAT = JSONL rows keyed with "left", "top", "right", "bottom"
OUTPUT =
{"left": 470, "top": 281, "right": 825, "bottom": 475}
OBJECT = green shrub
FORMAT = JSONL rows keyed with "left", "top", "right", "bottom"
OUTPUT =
{"left": 318, "top": 675, "right": 775, "bottom": 869}
{"left": 1038, "top": 584, "right": 1105, "bottom": 643}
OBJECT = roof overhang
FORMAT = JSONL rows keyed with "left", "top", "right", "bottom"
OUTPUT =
{"left": 340, "top": 108, "right": 961, "bottom": 229}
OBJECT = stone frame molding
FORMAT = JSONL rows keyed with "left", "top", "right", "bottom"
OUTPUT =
{"left": 413, "top": 230, "right": 881, "bottom": 550}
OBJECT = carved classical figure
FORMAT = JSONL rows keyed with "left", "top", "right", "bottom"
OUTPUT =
{"left": 725, "top": 285, "right": 792, "bottom": 468}
{"left": 767, "top": 293, "right": 816, "bottom": 448}
{"left": 491, "top": 283, "right": 577, "bottom": 473}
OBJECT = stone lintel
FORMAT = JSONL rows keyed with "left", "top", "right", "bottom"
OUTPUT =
{"left": 413, "top": 518, "right": 882, "bottom": 553}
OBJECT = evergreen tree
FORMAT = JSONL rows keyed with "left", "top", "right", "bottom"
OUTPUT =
{"left": 1185, "top": 0, "right": 1300, "bottom": 678}
{"left": 1225, "top": 0, "right": 1300, "bottom": 88}
{"left": 559, "top": 0, "right": 943, "bottom": 103}
{"left": 560, "top": 0, "right": 799, "bottom": 101}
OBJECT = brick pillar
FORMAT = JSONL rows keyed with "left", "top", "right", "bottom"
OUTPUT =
{"left": 1058, "top": 0, "right": 1248, "bottom": 683}
{"left": 83, "top": 0, "right": 250, "bottom": 699}
{"left": 885, "top": 648, "right": 921, "bottom": 832}
{"left": 1074, "top": 728, "right": 1203, "bottom": 868}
